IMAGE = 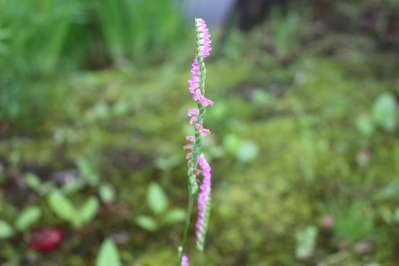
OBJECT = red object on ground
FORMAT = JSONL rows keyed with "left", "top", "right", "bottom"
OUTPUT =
{"left": 29, "top": 227, "right": 64, "bottom": 252}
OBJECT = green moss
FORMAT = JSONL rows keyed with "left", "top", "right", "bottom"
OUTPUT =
{"left": 2, "top": 44, "right": 399, "bottom": 265}
{"left": 131, "top": 248, "right": 176, "bottom": 266}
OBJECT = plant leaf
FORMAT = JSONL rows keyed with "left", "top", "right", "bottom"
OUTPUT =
{"left": 15, "top": 206, "right": 41, "bottom": 231}
{"left": 25, "top": 173, "right": 41, "bottom": 192}
{"left": 62, "top": 179, "right": 84, "bottom": 194}
{"left": 163, "top": 209, "right": 185, "bottom": 224}
{"left": 96, "top": 238, "right": 121, "bottom": 266}
{"left": 356, "top": 115, "right": 375, "bottom": 136}
{"left": 48, "top": 191, "right": 76, "bottom": 222}
{"left": 0, "top": 220, "right": 14, "bottom": 239}
{"left": 237, "top": 141, "right": 259, "bottom": 162}
{"left": 393, "top": 208, "right": 399, "bottom": 222}
{"left": 223, "top": 134, "right": 241, "bottom": 154}
{"left": 295, "top": 226, "right": 318, "bottom": 259}
{"left": 77, "top": 158, "right": 99, "bottom": 186}
{"left": 372, "top": 92, "right": 397, "bottom": 132}
{"left": 147, "top": 183, "right": 168, "bottom": 214}
{"left": 135, "top": 216, "right": 158, "bottom": 231}
{"left": 78, "top": 196, "right": 99, "bottom": 225}
{"left": 99, "top": 184, "right": 115, "bottom": 203}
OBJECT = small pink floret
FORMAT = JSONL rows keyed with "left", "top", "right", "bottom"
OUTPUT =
{"left": 195, "top": 123, "right": 203, "bottom": 130}
{"left": 201, "top": 128, "right": 211, "bottom": 136}
{"left": 188, "top": 108, "right": 200, "bottom": 116}
{"left": 183, "top": 144, "right": 193, "bottom": 151}
{"left": 186, "top": 136, "right": 195, "bottom": 142}
{"left": 181, "top": 254, "right": 190, "bottom": 266}
{"left": 189, "top": 116, "right": 199, "bottom": 125}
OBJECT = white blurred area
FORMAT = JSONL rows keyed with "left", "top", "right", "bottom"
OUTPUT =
{"left": 184, "top": 0, "right": 235, "bottom": 26}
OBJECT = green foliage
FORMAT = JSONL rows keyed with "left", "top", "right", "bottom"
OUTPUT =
{"left": 0, "top": 0, "right": 186, "bottom": 73}
{"left": 0, "top": 220, "right": 14, "bottom": 239}
{"left": 25, "top": 173, "right": 55, "bottom": 195}
{"left": 0, "top": 0, "right": 83, "bottom": 76}
{"left": 372, "top": 92, "right": 397, "bottom": 132}
{"left": 62, "top": 178, "right": 85, "bottom": 195}
{"left": 0, "top": 205, "right": 40, "bottom": 239}
{"left": 99, "top": 184, "right": 116, "bottom": 203}
{"left": 96, "top": 0, "right": 187, "bottom": 65}
{"left": 334, "top": 203, "right": 375, "bottom": 243}
{"left": 77, "top": 158, "right": 99, "bottom": 186}
{"left": 356, "top": 115, "right": 375, "bottom": 137}
{"left": 48, "top": 191, "right": 76, "bottom": 222}
{"left": 393, "top": 208, "right": 399, "bottom": 223}
{"left": 223, "top": 134, "right": 259, "bottom": 162}
{"left": 15, "top": 206, "right": 41, "bottom": 232}
{"left": 135, "top": 216, "right": 159, "bottom": 232}
{"left": 163, "top": 209, "right": 186, "bottom": 224}
{"left": 147, "top": 182, "right": 168, "bottom": 215}
{"left": 0, "top": 0, "right": 85, "bottom": 129}
{"left": 268, "top": 9, "right": 300, "bottom": 58}
{"left": 0, "top": 0, "right": 188, "bottom": 130}
{"left": 135, "top": 183, "right": 185, "bottom": 231}
{"left": 96, "top": 239, "right": 121, "bottom": 266}
{"left": 296, "top": 226, "right": 318, "bottom": 259}
{"left": 79, "top": 197, "right": 99, "bottom": 225}
{"left": 48, "top": 191, "right": 99, "bottom": 228}
{"left": 355, "top": 92, "right": 397, "bottom": 139}
{"left": 237, "top": 141, "right": 259, "bottom": 162}
{"left": 251, "top": 89, "right": 274, "bottom": 106}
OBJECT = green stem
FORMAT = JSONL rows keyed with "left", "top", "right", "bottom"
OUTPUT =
{"left": 179, "top": 179, "right": 195, "bottom": 262}
{"left": 179, "top": 124, "right": 201, "bottom": 263}
{"left": 198, "top": 57, "right": 206, "bottom": 95}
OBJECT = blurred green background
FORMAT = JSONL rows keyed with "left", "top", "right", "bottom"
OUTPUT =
{"left": 1, "top": 0, "right": 399, "bottom": 265}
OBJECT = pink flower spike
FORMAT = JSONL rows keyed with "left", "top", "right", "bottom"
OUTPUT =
{"left": 186, "top": 136, "right": 195, "bottom": 142}
{"left": 195, "top": 18, "right": 212, "bottom": 58}
{"left": 181, "top": 254, "right": 190, "bottom": 266}
{"left": 195, "top": 154, "right": 212, "bottom": 249}
{"left": 188, "top": 108, "right": 200, "bottom": 116}
{"left": 181, "top": 19, "right": 214, "bottom": 255}
{"left": 198, "top": 154, "right": 210, "bottom": 171}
